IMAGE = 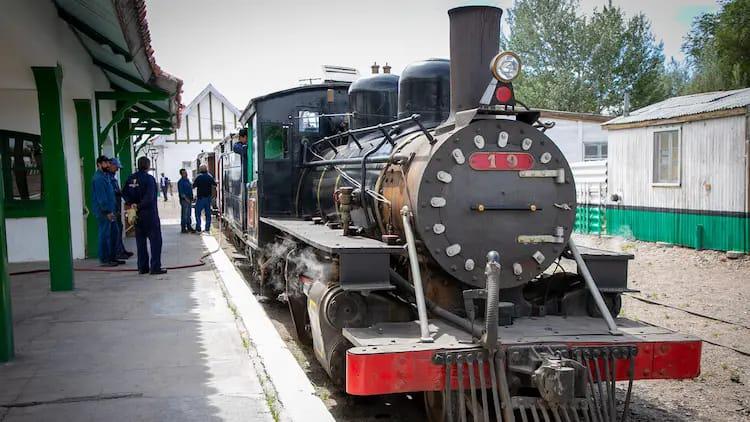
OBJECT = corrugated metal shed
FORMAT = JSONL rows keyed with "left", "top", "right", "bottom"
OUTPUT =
{"left": 603, "top": 88, "right": 750, "bottom": 128}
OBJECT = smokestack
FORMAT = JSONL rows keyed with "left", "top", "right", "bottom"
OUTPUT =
{"left": 371, "top": 62, "right": 380, "bottom": 74}
{"left": 448, "top": 6, "right": 503, "bottom": 116}
{"left": 383, "top": 63, "right": 391, "bottom": 74}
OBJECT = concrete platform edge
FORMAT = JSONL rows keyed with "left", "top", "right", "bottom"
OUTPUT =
{"left": 202, "top": 235, "right": 334, "bottom": 422}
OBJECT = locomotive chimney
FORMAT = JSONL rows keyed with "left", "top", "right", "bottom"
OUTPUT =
{"left": 382, "top": 63, "right": 392, "bottom": 74}
{"left": 448, "top": 5, "right": 503, "bottom": 116}
{"left": 371, "top": 62, "right": 380, "bottom": 74}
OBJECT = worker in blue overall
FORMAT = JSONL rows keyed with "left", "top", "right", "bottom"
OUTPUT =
{"left": 108, "top": 158, "right": 133, "bottom": 259}
{"left": 177, "top": 168, "right": 195, "bottom": 233}
{"left": 122, "top": 156, "right": 167, "bottom": 275}
{"left": 193, "top": 164, "right": 216, "bottom": 233}
{"left": 92, "top": 156, "right": 123, "bottom": 267}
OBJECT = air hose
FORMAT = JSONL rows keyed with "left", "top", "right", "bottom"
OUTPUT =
{"left": 482, "top": 251, "right": 501, "bottom": 352}
{"left": 9, "top": 207, "right": 224, "bottom": 276}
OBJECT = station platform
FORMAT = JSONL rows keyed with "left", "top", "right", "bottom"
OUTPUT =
{"left": 0, "top": 215, "right": 275, "bottom": 421}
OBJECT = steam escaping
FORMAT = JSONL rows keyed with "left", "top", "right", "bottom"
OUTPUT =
{"left": 261, "top": 238, "right": 335, "bottom": 297}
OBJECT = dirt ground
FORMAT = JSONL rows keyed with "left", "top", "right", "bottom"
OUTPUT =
{"left": 573, "top": 234, "right": 750, "bottom": 422}
{"left": 221, "top": 228, "right": 750, "bottom": 421}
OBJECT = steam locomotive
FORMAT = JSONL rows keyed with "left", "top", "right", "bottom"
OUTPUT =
{"left": 213, "top": 6, "right": 701, "bottom": 421}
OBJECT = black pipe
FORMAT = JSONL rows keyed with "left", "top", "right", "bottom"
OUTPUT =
{"left": 301, "top": 155, "right": 391, "bottom": 168}
{"left": 389, "top": 269, "right": 483, "bottom": 337}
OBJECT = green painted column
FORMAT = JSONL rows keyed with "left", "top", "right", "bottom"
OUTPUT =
{"left": 117, "top": 118, "right": 133, "bottom": 186}
{"left": 32, "top": 66, "right": 74, "bottom": 291}
{"left": 0, "top": 156, "right": 14, "bottom": 362}
{"left": 246, "top": 122, "right": 254, "bottom": 181}
{"left": 75, "top": 99, "right": 98, "bottom": 259}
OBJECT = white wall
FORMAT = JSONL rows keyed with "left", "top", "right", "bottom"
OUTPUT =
{"left": 0, "top": 0, "right": 114, "bottom": 262}
{"left": 543, "top": 117, "right": 607, "bottom": 163}
{"left": 153, "top": 141, "right": 219, "bottom": 182}
{"left": 607, "top": 115, "right": 747, "bottom": 213}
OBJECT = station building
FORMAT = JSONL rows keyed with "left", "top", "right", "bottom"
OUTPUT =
{"left": 148, "top": 84, "right": 241, "bottom": 182}
{"left": 0, "top": 0, "right": 182, "bottom": 361}
{"left": 602, "top": 88, "right": 750, "bottom": 252}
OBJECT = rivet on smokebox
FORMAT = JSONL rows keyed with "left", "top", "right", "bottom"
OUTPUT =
{"left": 464, "top": 259, "right": 475, "bottom": 271}
{"left": 522, "top": 138, "right": 533, "bottom": 150}
{"left": 513, "top": 263, "right": 523, "bottom": 275}
{"left": 430, "top": 197, "right": 446, "bottom": 208}
{"left": 437, "top": 171, "right": 453, "bottom": 183}
{"left": 451, "top": 148, "right": 465, "bottom": 164}
{"left": 498, "top": 131, "right": 509, "bottom": 147}
{"left": 473, "top": 134, "right": 485, "bottom": 149}
{"left": 540, "top": 152, "right": 552, "bottom": 164}
{"left": 446, "top": 244, "right": 461, "bottom": 256}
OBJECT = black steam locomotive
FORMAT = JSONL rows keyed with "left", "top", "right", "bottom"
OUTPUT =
{"left": 214, "top": 6, "right": 700, "bottom": 421}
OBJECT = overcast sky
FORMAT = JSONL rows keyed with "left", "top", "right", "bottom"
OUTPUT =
{"left": 145, "top": 0, "right": 719, "bottom": 111}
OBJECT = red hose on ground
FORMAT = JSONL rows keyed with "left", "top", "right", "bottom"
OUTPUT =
{"left": 10, "top": 210, "right": 224, "bottom": 277}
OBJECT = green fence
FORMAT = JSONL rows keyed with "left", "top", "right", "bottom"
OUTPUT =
{"left": 574, "top": 204, "right": 605, "bottom": 235}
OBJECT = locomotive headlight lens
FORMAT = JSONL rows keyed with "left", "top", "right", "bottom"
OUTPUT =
{"left": 491, "top": 52, "right": 522, "bottom": 82}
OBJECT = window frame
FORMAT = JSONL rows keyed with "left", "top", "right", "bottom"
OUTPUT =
{"left": 651, "top": 126, "right": 682, "bottom": 187}
{"left": 583, "top": 141, "right": 608, "bottom": 161}
{"left": 0, "top": 129, "right": 46, "bottom": 217}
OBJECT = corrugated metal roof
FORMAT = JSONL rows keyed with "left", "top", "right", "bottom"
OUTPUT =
{"left": 603, "top": 87, "right": 750, "bottom": 127}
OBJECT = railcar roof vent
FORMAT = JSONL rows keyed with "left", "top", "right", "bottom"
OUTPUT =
{"left": 371, "top": 62, "right": 380, "bottom": 74}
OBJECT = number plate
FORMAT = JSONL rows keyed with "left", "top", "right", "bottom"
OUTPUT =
{"left": 469, "top": 152, "right": 534, "bottom": 171}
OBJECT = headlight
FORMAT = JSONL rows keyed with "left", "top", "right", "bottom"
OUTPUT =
{"left": 491, "top": 51, "right": 522, "bottom": 82}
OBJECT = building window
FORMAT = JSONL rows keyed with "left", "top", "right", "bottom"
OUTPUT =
{"left": 0, "top": 130, "right": 43, "bottom": 202}
{"left": 653, "top": 129, "right": 680, "bottom": 185}
{"left": 583, "top": 142, "right": 608, "bottom": 161}
{"left": 298, "top": 110, "right": 320, "bottom": 133}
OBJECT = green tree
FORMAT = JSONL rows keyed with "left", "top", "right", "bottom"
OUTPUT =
{"left": 683, "top": 0, "right": 750, "bottom": 92}
{"left": 502, "top": 0, "right": 668, "bottom": 113}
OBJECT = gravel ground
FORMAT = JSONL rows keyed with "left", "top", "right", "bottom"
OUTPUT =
{"left": 574, "top": 234, "right": 750, "bottom": 422}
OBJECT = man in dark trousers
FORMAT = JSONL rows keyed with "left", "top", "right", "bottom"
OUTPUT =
{"left": 177, "top": 168, "right": 194, "bottom": 233}
{"left": 123, "top": 157, "right": 167, "bottom": 275}
{"left": 107, "top": 158, "right": 133, "bottom": 259}
{"left": 159, "top": 173, "right": 170, "bottom": 202}
{"left": 92, "top": 156, "right": 123, "bottom": 267}
{"left": 193, "top": 164, "right": 216, "bottom": 233}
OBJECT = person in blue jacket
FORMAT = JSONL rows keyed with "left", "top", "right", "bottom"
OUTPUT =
{"left": 107, "top": 158, "right": 133, "bottom": 259}
{"left": 177, "top": 168, "right": 194, "bottom": 233}
{"left": 232, "top": 128, "right": 248, "bottom": 155}
{"left": 122, "top": 156, "right": 166, "bottom": 275}
{"left": 92, "top": 156, "right": 123, "bottom": 267}
{"left": 193, "top": 165, "right": 216, "bottom": 233}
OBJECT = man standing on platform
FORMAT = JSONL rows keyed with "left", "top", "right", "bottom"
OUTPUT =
{"left": 177, "top": 168, "right": 194, "bottom": 233}
{"left": 107, "top": 158, "right": 133, "bottom": 259}
{"left": 193, "top": 165, "right": 216, "bottom": 233}
{"left": 159, "top": 173, "right": 169, "bottom": 202}
{"left": 123, "top": 157, "right": 167, "bottom": 275}
{"left": 92, "top": 156, "right": 123, "bottom": 267}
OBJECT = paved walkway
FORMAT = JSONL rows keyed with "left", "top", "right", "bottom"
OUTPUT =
{"left": 0, "top": 202, "right": 274, "bottom": 421}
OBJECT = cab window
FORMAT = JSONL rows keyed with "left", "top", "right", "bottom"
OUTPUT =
{"left": 262, "top": 124, "right": 288, "bottom": 160}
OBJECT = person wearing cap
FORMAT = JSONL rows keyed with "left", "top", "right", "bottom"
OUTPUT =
{"left": 107, "top": 158, "right": 133, "bottom": 259}
{"left": 232, "top": 128, "right": 248, "bottom": 155}
{"left": 122, "top": 156, "right": 166, "bottom": 275}
{"left": 177, "top": 168, "right": 195, "bottom": 233}
{"left": 193, "top": 164, "right": 216, "bottom": 233}
{"left": 92, "top": 156, "right": 123, "bottom": 267}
